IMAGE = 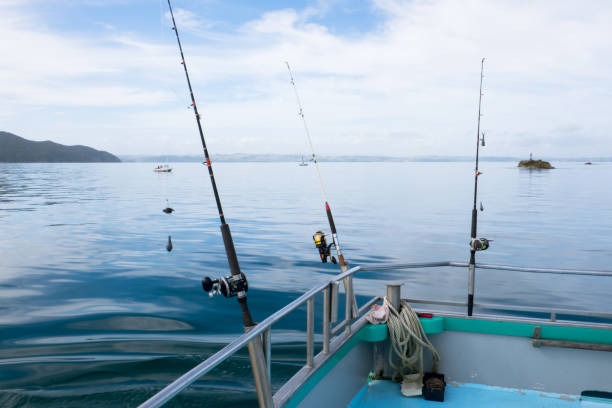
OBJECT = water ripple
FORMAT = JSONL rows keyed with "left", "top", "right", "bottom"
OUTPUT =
{"left": 0, "top": 162, "right": 611, "bottom": 406}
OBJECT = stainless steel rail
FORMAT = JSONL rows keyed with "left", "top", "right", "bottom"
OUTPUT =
{"left": 138, "top": 261, "right": 612, "bottom": 408}
{"left": 138, "top": 264, "right": 365, "bottom": 408}
{"left": 361, "top": 261, "right": 612, "bottom": 277}
{"left": 473, "top": 263, "right": 612, "bottom": 277}
{"left": 358, "top": 261, "right": 457, "bottom": 271}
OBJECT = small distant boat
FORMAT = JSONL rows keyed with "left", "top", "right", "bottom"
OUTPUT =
{"left": 154, "top": 164, "right": 172, "bottom": 172}
{"left": 299, "top": 155, "right": 308, "bottom": 166}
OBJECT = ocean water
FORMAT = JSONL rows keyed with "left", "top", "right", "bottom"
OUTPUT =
{"left": 0, "top": 161, "right": 611, "bottom": 407}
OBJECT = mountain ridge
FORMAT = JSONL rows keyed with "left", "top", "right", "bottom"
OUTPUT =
{"left": 0, "top": 131, "right": 120, "bottom": 163}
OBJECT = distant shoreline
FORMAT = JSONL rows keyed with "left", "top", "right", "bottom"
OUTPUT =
{"left": 118, "top": 154, "right": 612, "bottom": 163}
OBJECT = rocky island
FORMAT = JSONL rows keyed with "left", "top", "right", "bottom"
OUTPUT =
{"left": 518, "top": 159, "right": 554, "bottom": 169}
{"left": 0, "top": 131, "right": 120, "bottom": 163}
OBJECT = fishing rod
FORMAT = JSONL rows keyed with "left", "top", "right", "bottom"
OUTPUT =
{"left": 285, "top": 62, "right": 357, "bottom": 319}
{"left": 165, "top": 1, "right": 271, "bottom": 405}
{"left": 468, "top": 57, "right": 491, "bottom": 316}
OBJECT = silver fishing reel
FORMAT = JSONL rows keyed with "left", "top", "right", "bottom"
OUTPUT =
{"left": 470, "top": 237, "right": 492, "bottom": 251}
{"left": 202, "top": 272, "right": 248, "bottom": 298}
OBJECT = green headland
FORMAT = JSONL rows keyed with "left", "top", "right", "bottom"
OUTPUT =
{"left": 0, "top": 131, "right": 120, "bottom": 163}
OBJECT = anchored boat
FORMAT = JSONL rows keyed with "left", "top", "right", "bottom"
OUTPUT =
{"left": 154, "top": 164, "right": 172, "bottom": 173}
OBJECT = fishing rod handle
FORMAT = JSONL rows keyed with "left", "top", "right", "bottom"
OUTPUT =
{"left": 325, "top": 202, "right": 350, "bottom": 267}
{"left": 325, "top": 202, "right": 337, "bottom": 234}
{"left": 221, "top": 224, "right": 241, "bottom": 278}
{"left": 239, "top": 297, "right": 255, "bottom": 328}
{"left": 221, "top": 223, "right": 255, "bottom": 326}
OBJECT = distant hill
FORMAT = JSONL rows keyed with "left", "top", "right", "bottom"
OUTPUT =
{"left": 0, "top": 132, "right": 120, "bottom": 163}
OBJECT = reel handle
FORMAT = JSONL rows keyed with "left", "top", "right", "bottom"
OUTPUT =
{"left": 202, "top": 277, "right": 220, "bottom": 297}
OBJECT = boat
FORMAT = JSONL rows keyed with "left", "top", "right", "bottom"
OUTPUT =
{"left": 299, "top": 155, "right": 308, "bottom": 166}
{"left": 138, "top": 261, "right": 612, "bottom": 408}
{"left": 154, "top": 164, "right": 172, "bottom": 172}
{"left": 140, "top": 7, "right": 611, "bottom": 408}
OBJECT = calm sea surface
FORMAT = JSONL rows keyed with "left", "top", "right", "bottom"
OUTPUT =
{"left": 0, "top": 161, "right": 611, "bottom": 406}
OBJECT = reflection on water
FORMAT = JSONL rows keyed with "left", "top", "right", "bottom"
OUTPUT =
{"left": 0, "top": 162, "right": 611, "bottom": 406}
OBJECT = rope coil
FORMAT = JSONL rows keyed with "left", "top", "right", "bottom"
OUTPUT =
{"left": 383, "top": 297, "right": 440, "bottom": 382}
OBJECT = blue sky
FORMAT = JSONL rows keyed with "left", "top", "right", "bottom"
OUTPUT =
{"left": 1, "top": 0, "right": 611, "bottom": 157}
{"left": 31, "top": 1, "right": 379, "bottom": 38}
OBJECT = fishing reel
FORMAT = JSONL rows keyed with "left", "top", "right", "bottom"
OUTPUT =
{"left": 202, "top": 272, "right": 248, "bottom": 298}
{"left": 313, "top": 231, "right": 336, "bottom": 264}
{"left": 470, "top": 237, "right": 492, "bottom": 251}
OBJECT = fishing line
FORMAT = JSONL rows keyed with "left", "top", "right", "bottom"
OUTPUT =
{"left": 159, "top": 0, "right": 175, "bottom": 252}
{"left": 285, "top": 62, "right": 329, "bottom": 203}
{"left": 161, "top": 176, "right": 174, "bottom": 252}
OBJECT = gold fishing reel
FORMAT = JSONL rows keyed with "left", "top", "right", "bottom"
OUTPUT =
{"left": 313, "top": 231, "right": 336, "bottom": 264}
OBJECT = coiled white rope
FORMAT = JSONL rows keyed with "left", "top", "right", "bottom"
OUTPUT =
{"left": 383, "top": 297, "right": 440, "bottom": 382}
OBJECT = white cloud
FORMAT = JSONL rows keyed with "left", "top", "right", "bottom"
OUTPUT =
{"left": 1, "top": 0, "right": 611, "bottom": 156}
{"left": 164, "top": 8, "right": 215, "bottom": 32}
{"left": 96, "top": 22, "right": 116, "bottom": 30}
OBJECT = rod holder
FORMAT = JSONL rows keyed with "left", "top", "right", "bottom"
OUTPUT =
{"left": 331, "top": 281, "right": 339, "bottom": 323}
{"left": 245, "top": 326, "right": 273, "bottom": 407}
{"left": 468, "top": 264, "right": 475, "bottom": 316}
{"left": 386, "top": 283, "right": 401, "bottom": 311}
{"left": 323, "top": 285, "right": 331, "bottom": 354}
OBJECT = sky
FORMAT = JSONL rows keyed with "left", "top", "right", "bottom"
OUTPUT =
{"left": 1, "top": 0, "right": 611, "bottom": 157}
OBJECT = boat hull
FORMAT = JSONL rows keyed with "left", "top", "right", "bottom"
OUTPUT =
{"left": 283, "top": 314, "right": 612, "bottom": 407}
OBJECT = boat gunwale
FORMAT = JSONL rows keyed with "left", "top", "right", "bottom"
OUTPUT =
{"left": 137, "top": 261, "right": 612, "bottom": 408}
{"left": 282, "top": 313, "right": 612, "bottom": 408}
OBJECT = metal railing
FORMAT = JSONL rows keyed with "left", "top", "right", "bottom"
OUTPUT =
{"left": 138, "top": 261, "right": 612, "bottom": 408}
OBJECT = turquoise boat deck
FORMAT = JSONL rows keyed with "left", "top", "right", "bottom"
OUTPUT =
{"left": 349, "top": 380, "right": 612, "bottom": 408}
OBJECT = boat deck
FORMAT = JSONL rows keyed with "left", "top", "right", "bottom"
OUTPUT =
{"left": 348, "top": 380, "right": 611, "bottom": 408}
